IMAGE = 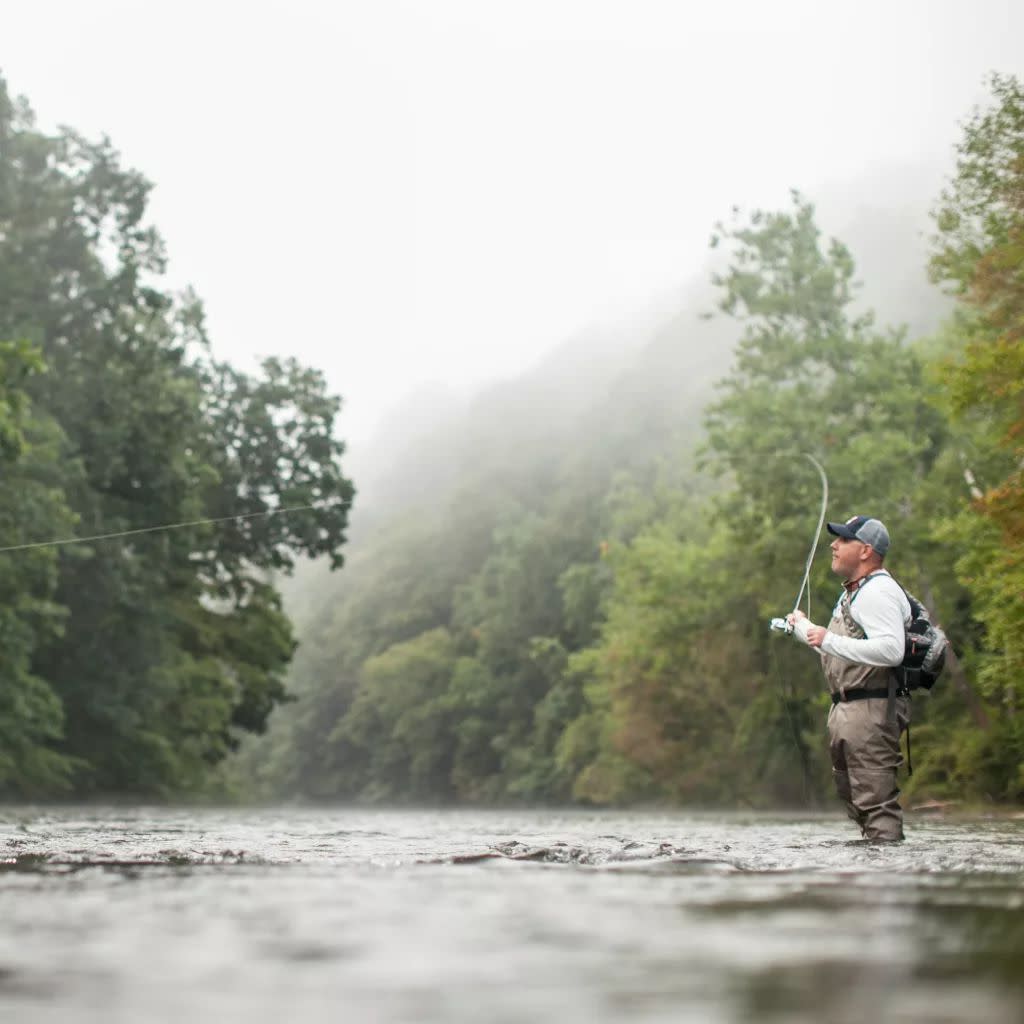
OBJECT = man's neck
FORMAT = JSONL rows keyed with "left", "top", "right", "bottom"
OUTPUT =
{"left": 843, "top": 566, "right": 885, "bottom": 593}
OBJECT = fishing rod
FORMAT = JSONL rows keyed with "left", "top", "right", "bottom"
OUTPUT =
{"left": 769, "top": 453, "right": 829, "bottom": 635}
{"left": 0, "top": 500, "right": 347, "bottom": 554}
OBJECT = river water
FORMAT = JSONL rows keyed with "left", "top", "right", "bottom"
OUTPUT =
{"left": 1, "top": 807, "right": 1023, "bottom": 1023}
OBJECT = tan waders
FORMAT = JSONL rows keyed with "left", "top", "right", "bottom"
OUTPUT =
{"left": 821, "top": 586, "right": 910, "bottom": 842}
{"left": 827, "top": 695, "right": 910, "bottom": 841}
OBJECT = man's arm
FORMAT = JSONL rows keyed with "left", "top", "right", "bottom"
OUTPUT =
{"left": 819, "top": 582, "right": 908, "bottom": 666}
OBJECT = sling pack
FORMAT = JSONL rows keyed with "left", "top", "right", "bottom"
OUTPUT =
{"left": 899, "top": 586, "right": 949, "bottom": 690}
{"left": 856, "top": 573, "right": 949, "bottom": 690}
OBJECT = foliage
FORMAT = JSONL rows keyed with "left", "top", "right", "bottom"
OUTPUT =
{"left": 260, "top": 142, "right": 1013, "bottom": 808}
{"left": 3, "top": 66, "right": 1020, "bottom": 809}
{"left": 929, "top": 73, "right": 1024, "bottom": 762}
{"left": 0, "top": 74, "right": 353, "bottom": 795}
{"left": 0, "top": 339, "right": 77, "bottom": 793}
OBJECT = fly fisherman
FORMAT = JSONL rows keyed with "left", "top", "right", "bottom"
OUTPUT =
{"left": 787, "top": 516, "right": 912, "bottom": 842}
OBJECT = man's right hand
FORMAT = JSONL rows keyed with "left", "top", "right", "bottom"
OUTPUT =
{"left": 786, "top": 611, "right": 826, "bottom": 648}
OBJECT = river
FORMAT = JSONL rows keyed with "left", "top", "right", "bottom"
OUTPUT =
{"left": 1, "top": 807, "right": 1022, "bottom": 1023}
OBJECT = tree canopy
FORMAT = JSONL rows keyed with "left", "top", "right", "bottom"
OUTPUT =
{"left": 243, "top": 74, "right": 1023, "bottom": 810}
{"left": 0, "top": 73, "right": 353, "bottom": 795}
{"left": 4, "top": 68, "right": 1021, "bottom": 808}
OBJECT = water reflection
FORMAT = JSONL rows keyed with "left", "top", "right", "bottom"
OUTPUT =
{"left": 695, "top": 874, "right": 1024, "bottom": 1022}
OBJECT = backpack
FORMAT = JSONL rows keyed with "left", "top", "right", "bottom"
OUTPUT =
{"left": 855, "top": 573, "right": 950, "bottom": 690}
{"left": 896, "top": 584, "right": 949, "bottom": 690}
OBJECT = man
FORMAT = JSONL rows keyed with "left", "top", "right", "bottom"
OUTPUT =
{"left": 787, "top": 515, "right": 912, "bottom": 842}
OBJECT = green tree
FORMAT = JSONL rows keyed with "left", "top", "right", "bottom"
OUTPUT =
{"left": 329, "top": 628, "right": 459, "bottom": 802}
{"left": 0, "top": 74, "right": 354, "bottom": 794}
{"left": 566, "top": 193, "right": 953, "bottom": 806}
{"left": 929, "top": 72, "right": 1024, "bottom": 797}
{"left": 0, "top": 339, "right": 77, "bottom": 793}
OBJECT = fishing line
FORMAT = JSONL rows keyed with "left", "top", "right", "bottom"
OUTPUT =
{"left": 791, "top": 453, "right": 829, "bottom": 618}
{"left": 768, "top": 453, "right": 829, "bottom": 630}
{"left": 0, "top": 500, "right": 346, "bottom": 554}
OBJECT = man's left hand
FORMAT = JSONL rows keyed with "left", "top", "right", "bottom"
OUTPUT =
{"left": 804, "top": 625, "right": 827, "bottom": 648}
{"left": 786, "top": 611, "right": 827, "bottom": 648}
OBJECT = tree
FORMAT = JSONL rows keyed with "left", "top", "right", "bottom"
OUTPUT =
{"left": 929, "top": 73, "right": 1024, "bottom": 796}
{"left": 329, "top": 628, "right": 459, "bottom": 802}
{"left": 0, "top": 73, "right": 354, "bottom": 794}
{"left": 565, "top": 193, "right": 953, "bottom": 807}
{"left": 0, "top": 339, "right": 77, "bottom": 794}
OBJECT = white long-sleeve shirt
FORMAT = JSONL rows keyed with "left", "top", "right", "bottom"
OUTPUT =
{"left": 796, "top": 570, "right": 911, "bottom": 667}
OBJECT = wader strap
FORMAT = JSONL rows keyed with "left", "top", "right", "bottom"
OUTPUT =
{"left": 898, "top": 668, "right": 912, "bottom": 775}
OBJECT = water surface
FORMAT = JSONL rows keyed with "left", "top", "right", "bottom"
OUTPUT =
{"left": 1, "top": 807, "right": 1022, "bottom": 1023}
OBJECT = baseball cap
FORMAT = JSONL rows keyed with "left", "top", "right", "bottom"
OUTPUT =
{"left": 826, "top": 515, "right": 890, "bottom": 557}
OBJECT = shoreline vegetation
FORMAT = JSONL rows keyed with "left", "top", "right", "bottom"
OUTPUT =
{"left": 2, "top": 71, "right": 1022, "bottom": 811}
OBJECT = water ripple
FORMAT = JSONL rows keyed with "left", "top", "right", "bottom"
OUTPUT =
{"left": 0, "top": 807, "right": 1021, "bottom": 1023}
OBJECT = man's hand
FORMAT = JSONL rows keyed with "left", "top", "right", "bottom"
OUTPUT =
{"left": 786, "top": 610, "right": 827, "bottom": 648}
{"left": 804, "top": 625, "right": 827, "bottom": 648}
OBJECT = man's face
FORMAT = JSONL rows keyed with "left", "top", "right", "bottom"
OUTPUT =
{"left": 830, "top": 535, "right": 871, "bottom": 581}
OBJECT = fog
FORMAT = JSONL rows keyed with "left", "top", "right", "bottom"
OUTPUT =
{"left": 3, "top": 0, "right": 1021, "bottom": 456}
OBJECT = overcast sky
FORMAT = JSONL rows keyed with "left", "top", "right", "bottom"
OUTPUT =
{"left": 3, "top": 1, "right": 1022, "bottom": 447}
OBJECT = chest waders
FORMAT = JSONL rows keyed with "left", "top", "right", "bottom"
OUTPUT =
{"left": 822, "top": 578, "right": 912, "bottom": 842}
{"left": 826, "top": 576, "right": 913, "bottom": 775}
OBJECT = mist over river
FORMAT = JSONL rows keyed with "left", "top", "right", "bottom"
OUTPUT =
{"left": 1, "top": 807, "right": 1023, "bottom": 1023}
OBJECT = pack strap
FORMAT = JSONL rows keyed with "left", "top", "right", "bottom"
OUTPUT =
{"left": 845, "top": 571, "right": 887, "bottom": 605}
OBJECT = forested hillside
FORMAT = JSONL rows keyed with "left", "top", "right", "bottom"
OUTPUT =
{"left": 3, "top": 69, "right": 1020, "bottom": 809}
{"left": 245, "top": 74, "right": 1024, "bottom": 808}
{"left": 0, "top": 75, "right": 353, "bottom": 796}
